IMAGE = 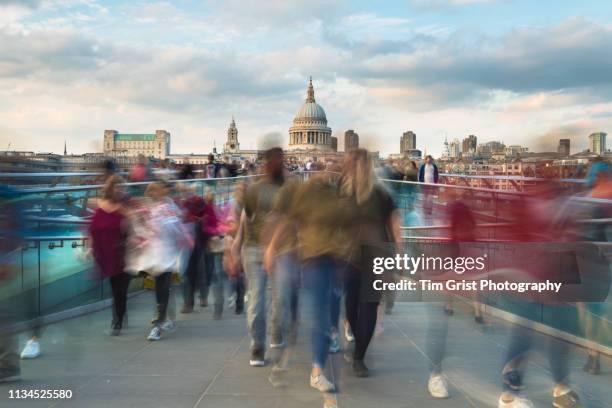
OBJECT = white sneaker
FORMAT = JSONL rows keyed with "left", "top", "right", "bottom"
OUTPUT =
{"left": 269, "top": 334, "right": 284, "bottom": 349}
{"left": 428, "top": 374, "right": 450, "bottom": 399}
{"left": 20, "top": 339, "right": 40, "bottom": 359}
{"left": 344, "top": 321, "right": 354, "bottom": 343}
{"left": 161, "top": 320, "right": 176, "bottom": 332}
{"left": 147, "top": 327, "right": 162, "bottom": 341}
{"left": 498, "top": 395, "right": 534, "bottom": 408}
{"left": 310, "top": 373, "right": 335, "bottom": 393}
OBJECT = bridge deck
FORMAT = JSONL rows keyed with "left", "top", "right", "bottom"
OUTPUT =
{"left": 1, "top": 291, "right": 610, "bottom": 408}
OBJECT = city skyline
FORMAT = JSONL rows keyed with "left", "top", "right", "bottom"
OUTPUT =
{"left": 1, "top": 1, "right": 612, "bottom": 157}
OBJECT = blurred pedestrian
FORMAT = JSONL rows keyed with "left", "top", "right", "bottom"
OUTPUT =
{"left": 88, "top": 175, "right": 132, "bottom": 336}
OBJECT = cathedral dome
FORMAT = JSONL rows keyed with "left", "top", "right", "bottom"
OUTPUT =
{"left": 293, "top": 78, "right": 327, "bottom": 123}
{"left": 288, "top": 77, "right": 333, "bottom": 154}
{"left": 295, "top": 102, "right": 327, "bottom": 122}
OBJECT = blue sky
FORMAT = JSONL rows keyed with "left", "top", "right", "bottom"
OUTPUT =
{"left": 1, "top": 0, "right": 611, "bottom": 157}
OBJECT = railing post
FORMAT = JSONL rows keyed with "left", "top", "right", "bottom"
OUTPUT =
{"left": 37, "top": 242, "right": 41, "bottom": 318}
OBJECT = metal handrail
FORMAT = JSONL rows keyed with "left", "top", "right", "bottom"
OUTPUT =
{"left": 382, "top": 178, "right": 612, "bottom": 206}
{"left": 440, "top": 173, "right": 586, "bottom": 184}
{"left": 401, "top": 223, "right": 514, "bottom": 231}
{"left": 25, "top": 216, "right": 90, "bottom": 224}
{"left": 401, "top": 219, "right": 612, "bottom": 231}
{"left": 3, "top": 170, "right": 587, "bottom": 182}
{"left": 0, "top": 169, "right": 209, "bottom": 178}
{"left": 14, "top": 173, "right": 261, "bottom": 194}
{"left": 381, "top": 178, "right": 526, "bottom": 195}
{"left": 24, "top": 235, "right": 88, "bottom": 241}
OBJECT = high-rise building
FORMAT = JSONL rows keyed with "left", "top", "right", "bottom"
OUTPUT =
{"left": 588, "top": 132, "right": 607, "bottom": 155}
{"left": 103, "top": 130, "right": 170, "bottom": 159}
{"left": 331, "top": 136, "right": 338, "bottom": 151}
{"left": 449, "top": 139, "right": 461, "bottom": 159}
{"left": 462, "top": 135, "right": 477, "bottom": 156}
{"left": 400, "top": 131, "right": 416, "bottom": 153}
{"left": 344, "top": 130, "right": 359, "bottom": 152}
{"left": 224, "top": 117, "right": 240, "bottom": 154}
{"left": 558, "top": 139, "right": 570, "bottom": 156}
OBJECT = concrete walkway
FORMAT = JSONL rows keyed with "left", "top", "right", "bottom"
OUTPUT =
{"left": 1, "top": 291, "right": 609, "bottom": 408}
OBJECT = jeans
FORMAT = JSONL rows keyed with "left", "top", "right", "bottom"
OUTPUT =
{"left": 243, "top": 246, "right": 269, "bottom": 349}
{"left": 270, "top": 252, "right": 300, "bottom": 346}
{"left": 502, "top": 311, "right": 570, "bottom": 393}
{"left": 302, "top": 255, "right": 340, "bottom": 369}
{"left": 110, "top": 272, "right": 132, "bottom": 328}
{"left": 426, "top": 303, "right": 449, "bottom": 374}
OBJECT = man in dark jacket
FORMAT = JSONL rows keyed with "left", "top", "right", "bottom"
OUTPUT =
{"left": 418, "top": 155, "right": 439, "bottom": 183}
{"left": 418, "top": 155, "right": 439, "bottom": 215}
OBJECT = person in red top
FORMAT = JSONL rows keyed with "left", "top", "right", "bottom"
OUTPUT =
{"left": 179, "top": 184, "right": 206, "bottom": 314}
{"left": 88, "top": 175, "right": 132, "bottom": 336}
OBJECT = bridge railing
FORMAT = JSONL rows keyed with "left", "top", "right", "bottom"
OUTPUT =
{"left": 2, "top": 173, "right": 610, "bottom": 352}
{"left": 1, "top": 175, "right": 262, "bottom": 331}
{"left": 379, "top": 178, "right": 611, "bottom": 352}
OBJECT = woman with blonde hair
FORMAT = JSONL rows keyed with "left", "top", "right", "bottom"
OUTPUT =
{"left": 338, "top": 149, "right": 401, "bottom": 378}
{"left": 88, "top": 175, "right": 132, "bottom": 336}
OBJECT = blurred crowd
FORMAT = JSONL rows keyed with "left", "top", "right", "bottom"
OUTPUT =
{"left": 1, "top": 147, "right": 611, "bottom": 408}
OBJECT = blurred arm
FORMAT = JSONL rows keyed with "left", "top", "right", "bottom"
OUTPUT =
{"left": 389, "top": 209, "right": 402, "bottom": 251}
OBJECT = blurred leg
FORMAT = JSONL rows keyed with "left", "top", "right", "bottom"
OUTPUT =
{"left": 200, "top": 251, "right": 214, "bottom": 304}
{"left": 303, "top": 256, "right": 333, "bottom": 369}
{"left": 426, "top": 303, "right": 449, "bottom": 375}
{"left": 235, "top": 275, "right": 245, "bottom": 314}
{"left": 110, "top": 272, "right": 131, "bottom": 327}
{"left": 153, "top": 272, "right": 172, "bottom": 326}
{"left": 270, "top": 253, "right": 298, "bottom": 345}
{"left": 244, "top": 246, "right": 267, "bottom": 349}
{"left": 501, "top": 325, "right": 532, "bottom": 395}
{"left": 212, "top": 253, "right": 224, "bottom": 317}
{"left": 354, "top": 302, "right": 378, "bottom": 360}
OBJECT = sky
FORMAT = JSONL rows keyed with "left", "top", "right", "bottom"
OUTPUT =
{"left": 1, "top": 0, "right": 612, "bottom": 158}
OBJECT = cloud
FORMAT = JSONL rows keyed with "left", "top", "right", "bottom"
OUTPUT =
{"left": 532, "top": 120, "right": 606, "bottom": 153}
{"left": 326, "top": 18, "right": 612, "bottom": 111}
{"left": 208, "top": 0, "right": 345, "bottom": 29}
{"left": 408, "top": 0, "right": 497, "bottom": 9}
{"left": 0, "top": 0, "right": 42, "bottom": 7}
{"left": 1, "top": 0, "right": 611, "bottom": 157}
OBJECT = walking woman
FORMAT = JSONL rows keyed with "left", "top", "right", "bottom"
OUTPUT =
{"left": 88, "top": 175, "right": 132, "bottom": 336}
{"left": 287, "top": 165, "right": 352, "bottom": 393}
{"left": 141, "top": 182, "right": 192, "bottom": 341}
{"left": 339, "top": 149, "right": 401, "bottom": 377}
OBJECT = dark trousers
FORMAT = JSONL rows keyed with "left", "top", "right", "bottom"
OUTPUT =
{"left": 231, "top": 275, "right": 245, "bottom": 313}
{"left": 110, "top": 272, "right": 132, "bottom": 328}
{"left": 153, "top": 272, "right": 172, "bottom": 326}
{"left": 184, "top": 245, "right": 206, "bottom": 306}
{"left": 345, "top": 273, "right": 379, "bottom": 361}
